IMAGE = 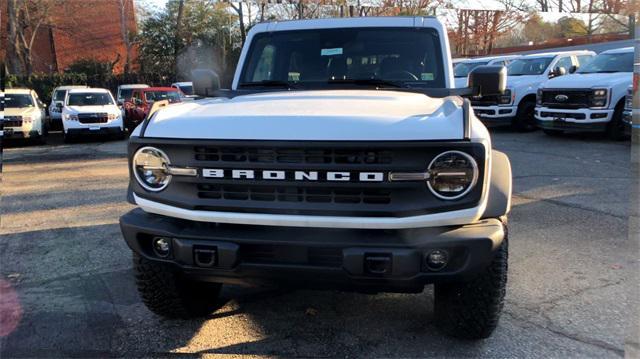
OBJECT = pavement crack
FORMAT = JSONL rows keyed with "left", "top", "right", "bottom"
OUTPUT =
{"left": 513, "top": 193, "right": 627, "bottom": 219}
{"left": 536, "top": 280, "right": 624, "bottom": 307}
{"left": 503, "top": 310, "right": 624, "bottom": 356}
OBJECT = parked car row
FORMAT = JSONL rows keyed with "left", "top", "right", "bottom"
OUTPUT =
{"left": 2, "top": 47, "right": 634, "bottom": 145}
{"left": 2, "top": 82, "right": 193, "bottom": 144}
{"left": 456, "top": 46, "right": 633, "bottom": 139}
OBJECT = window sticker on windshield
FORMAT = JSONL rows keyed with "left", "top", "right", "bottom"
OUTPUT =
{"left": 321, "top": 48, "right": 343, "bottom": 56}
{"left": 421, "top": 73, "right": 434, "bottom": 80}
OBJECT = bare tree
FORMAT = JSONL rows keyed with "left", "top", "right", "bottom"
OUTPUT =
{"left": 6, "top": 0, "right": 58, "bottom": 75}
{"left": 118, "top": 0, "right": 138, "bottom": 74}
{"left": 173, "top": 0, "right": 185, "bottom": 75}
{"left": 229, "top": 2, "right": 246, "bottom": 43}
{"left": 450, "top": 0, "right": 528, "bottom": 56}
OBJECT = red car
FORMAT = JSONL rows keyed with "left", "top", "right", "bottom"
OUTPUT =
{"left": 124, "top": 87, "right": 182, "bottom": 130}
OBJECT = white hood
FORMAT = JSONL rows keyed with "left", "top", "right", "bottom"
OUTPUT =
{"left": 507, "top": 75, "right": 545, "bottom": 88}
{"left": 5, "top": 107, "right": 39, "bottom": 117}
{"left": 541, "top": 72, "right": 632, "bottom": 89}
{"left": 62, "top": 105, "right": 120, "bottom": 115}
{"left": 143, "top": 90, "right": 468, "bottom": 141}
{"left": 64, "top": 105, "right": 120, "bottom": 114}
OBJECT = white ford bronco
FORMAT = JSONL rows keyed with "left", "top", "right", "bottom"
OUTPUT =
{"left": 536, "top": 47, "right": 633, "bottom": 139}
{"left": 120, "top": 17, "right": 513, "bottom": 339}
{"left": 471, "top": 50, "right": 594, "bottom": 131}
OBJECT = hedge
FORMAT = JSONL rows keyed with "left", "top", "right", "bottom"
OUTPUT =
{"left": 5, "top": 72, "right": 177, "bottom": 105}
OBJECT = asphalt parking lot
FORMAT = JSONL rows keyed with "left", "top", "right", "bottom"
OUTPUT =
{"left": 0, "top": 129, "right": 634, "bottom": 357}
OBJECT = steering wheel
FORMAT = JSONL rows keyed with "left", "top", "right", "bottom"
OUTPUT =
{"left": 384, "top": 71, "right": 419, "bottom": 81}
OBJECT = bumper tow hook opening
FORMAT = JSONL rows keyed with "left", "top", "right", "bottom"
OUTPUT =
{"left": 364, "top": 254, "right": 392, "bottom": 275}
{"left": 194, "top": 248, "right": 217, "bottom": 267}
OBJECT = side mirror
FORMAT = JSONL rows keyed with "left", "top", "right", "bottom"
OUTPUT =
{"left": 192, "top": 69, "right": 220, "bottom": 97}
{"left": 56, "top": 102, "right": 63, "bottom": 110}
{"left": 569, "top": 65, "right": 578, "bottom": 74}
{"left": 550, "top": 66, "right": 566, "bottom": 78}
{"left": 468, "top": 65, "right": 506, "bottom": 97}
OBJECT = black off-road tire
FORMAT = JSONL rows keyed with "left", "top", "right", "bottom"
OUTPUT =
{"left": 511, "top": 100, "right": 537, "bottom": 132}
{"left": 434, "top": 217, "right": 508, "bottom": 339}
{"left": 133, "top": 253, "right": 222, "bottom": 318}
{"left": 63, "top": 132, "right": 75, "bottom": 144}
{"left": 607, "top": 102, "right": 627, "bottom": 141}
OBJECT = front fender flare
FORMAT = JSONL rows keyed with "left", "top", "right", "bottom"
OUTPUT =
{"left": 482, "top": 150, "right": 512, "bottom": 219}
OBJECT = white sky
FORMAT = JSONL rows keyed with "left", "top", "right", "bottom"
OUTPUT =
{"left": 133, "top": 0, "right": 608, "bottom": 24}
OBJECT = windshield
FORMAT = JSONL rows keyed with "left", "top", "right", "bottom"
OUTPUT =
{"left": 508, "top": 57, "right": 554, "bottom": 76}
{"left": 577, "top": 52, "right": 633, "bottom": 73}
{"left": 178, "top": 85, "right": 193, "bottom": 95}
{"left": 6, "top": 94, "right": 34, "bottom": 108}
{"left": 144, "top": 91, "right": 181, "bottom": 103}
{"left": 119, "top": 89, "right": 135, "bottom": 100}
{"left": 454, "top": 61, "right": 489, "bottom": 78}
{"left": 239, "top": 27, "right": 445, "bottom": 89}
{"left": 67, "top": 92, "right": 114, "bottom": 106}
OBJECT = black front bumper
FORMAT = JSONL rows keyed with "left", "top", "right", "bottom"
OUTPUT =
{"left": 67, "top": 127, "right": 123, "bottom": 136}
{"left": 120, "top": 209, "right": 505, "bottom": 292}
{"left": 536, "top": 119, "right": 607, "bottom": 132}
{"left": 2, "top": 129, "right": 40, "bottom": 139}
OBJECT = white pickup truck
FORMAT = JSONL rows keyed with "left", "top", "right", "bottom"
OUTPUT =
{"left": 453, "top": 55, "right": 520, "bottom": 88}
{"left": 120, "top": 16, "right": 513, "bottom": 339}
{"left": 471, "top": 50, "right": 595, "bottom": 131}
{"left": 536, "top": 47, "right": 633, "bottom": 139}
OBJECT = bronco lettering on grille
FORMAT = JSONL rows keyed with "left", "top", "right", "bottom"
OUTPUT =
{"left": 202, "top": 169, "right": 385, "bottom": 182}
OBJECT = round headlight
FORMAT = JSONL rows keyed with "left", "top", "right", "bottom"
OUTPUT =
{"left": 132, "top": 146, "right": 171, "bottom": 192}
{"left": 427, "top": 150, "right": 479, "bottom": 200}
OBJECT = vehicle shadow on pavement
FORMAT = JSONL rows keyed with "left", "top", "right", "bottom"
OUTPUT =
{"left": 2, "top": 133, "right": 125, "bottom": 149}
{"left": 0, "top": 222, "right": 486, "bottom": 358}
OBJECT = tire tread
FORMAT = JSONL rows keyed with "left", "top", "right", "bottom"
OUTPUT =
{"left": 434, "top": 217, "right": 508, "bottom": 339}
{"left": 133, "top": 253, "right": 221, "bottom": 319}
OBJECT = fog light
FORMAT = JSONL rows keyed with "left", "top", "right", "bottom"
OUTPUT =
{"left": 425, "top": 249, "right": 449, "bottom": 271}
{"left": 152, "top": 237, "right": 171, "bottom": 258}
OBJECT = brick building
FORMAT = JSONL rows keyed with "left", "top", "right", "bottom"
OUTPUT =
{"left": 1, "top": 0, "right": 137, "bottom": 74}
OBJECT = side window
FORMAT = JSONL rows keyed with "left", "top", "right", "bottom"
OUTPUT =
{"left": 555, "top": 56, "right": 573, "bottom": 73}
{"left": 54, "top": 90, "right": 66, "bottom": 102}
{"left": 577, "top": 55, "right": 593, "bottom": 67}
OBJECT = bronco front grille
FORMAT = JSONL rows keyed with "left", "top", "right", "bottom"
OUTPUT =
{"left": 194, "top": 146, "right": 393, "bottom": 164}
{"left": 541, "top": 90, "right": 590, "bottom": 109}
{"left": 197, "top": 184, "right": 391, "bottom": 204}
{"left": 131, "top": 140, "right": 486, "bottom": 218}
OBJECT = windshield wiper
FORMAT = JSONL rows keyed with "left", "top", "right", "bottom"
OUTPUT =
{"left": 327, "top": 78, "right": 404, "bottom": 88}
{"left": 238, "top": 80, "right": 299, "bottom": 89}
